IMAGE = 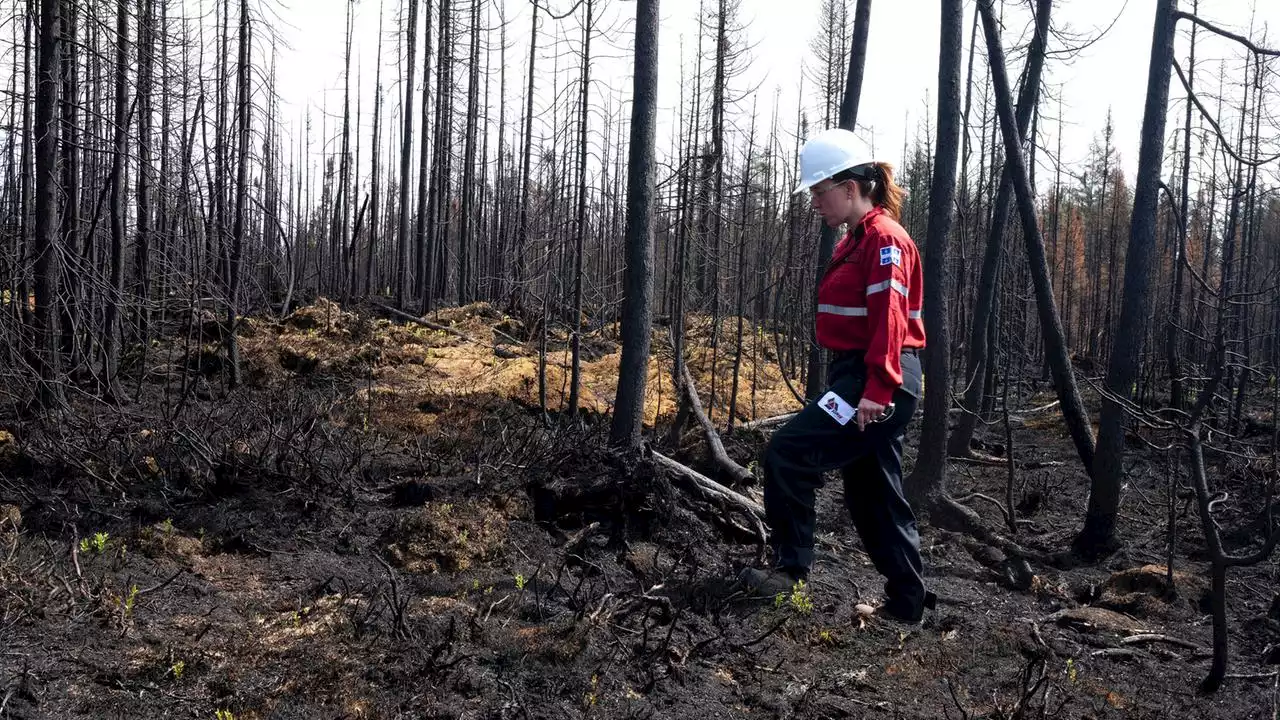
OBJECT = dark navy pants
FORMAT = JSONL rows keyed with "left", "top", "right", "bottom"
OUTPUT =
{"left": 761, "top": 350, "right": 926, "bottom": 613}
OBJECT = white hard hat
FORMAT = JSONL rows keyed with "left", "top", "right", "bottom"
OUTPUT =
{"left": 794, "top": 128, "right": 874, "bottom": 195}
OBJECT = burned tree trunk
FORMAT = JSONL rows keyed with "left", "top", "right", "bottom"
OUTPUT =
{"left": 515, "top": 0, "right": 539, "bottom": 297}
{"left": 950, "top": 0, "right": 1051, "bottom": 458}
{"left": 906, "top": 0, "right": 962, "bottom": 508}
{"left": 58, "top": 0, "right": 81, "bottom": 364}
{"left": 134, "top": 0, "right": 155, "bottom": 337}
{"left": 977, "top": 0, "right": 1096, "bottom": 479}
{"left": 1075, "top": 0, "right": 1178, "bottom": 559}
{"left": 104, "top": 0, "right": 129, "bottom": 396}
{"left": 395, "top": 0, "right": 418, "bottom": 307}
{"left": 33, "top": 0, "right": 65, "bottom": 408}
{"left": 415, "top": 0, "right": 434, "bottom": 309}
{"left": 365, "top": 1, "right": 385, "bottom": 296}
{"left": 1167, "top": 0, "right": 1198, "bottom": 412}
{"left": 609, "top": 0, "right": 660, "bottom": 451}
{"left": 458, "top": 0, "right": 480, "bottom": 304}
{"left": 567, "top": 0, "right": 593, "bottom": 417}
{"left": 225, "top": 0, "right": 251, "bottom": 388}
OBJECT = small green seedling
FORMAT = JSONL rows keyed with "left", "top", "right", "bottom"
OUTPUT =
{"left": 215, "top": 710, "right": 236, "bottom": 720}
{"left": 582, "top": 674, "right": 600, "bottom": 709}
{"left": 80, "top": 531, "right": 110, "bottom": 555}
{"left": 121, "top": 584, "right": 139, "bottom": 618}
{"left": 788, "top": 580, "right": 814, "bottom": 614}
{"left": 515, "top": 574, "right": 526, "bottom": 591}
{"left": 170, "top": 660, "right": 185, "bottom": 681}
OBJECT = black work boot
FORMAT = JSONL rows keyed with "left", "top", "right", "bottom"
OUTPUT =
{"left": 738, "top": 566, "right": 805, "bottom": 597}
{"left": 880, "top": 590, "right": 937, "bottom": 625}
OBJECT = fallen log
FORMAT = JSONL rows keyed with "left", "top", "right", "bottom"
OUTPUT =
{"left": 949, "top": 453, "right": 1008, "bottom": 466}
{"left": 742, "top": 413, "right": 797, "bottom": 431}
{"left": 679, "top": 362, "right": 755, "bottom": 486}
{"left": 372, "top": 301, "right": 521, "bottom": 359}
{"left": 1121, "top": 633, "right": 1202, "bottom": 651}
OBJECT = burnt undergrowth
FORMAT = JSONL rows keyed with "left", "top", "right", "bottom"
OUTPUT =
{"left": 1, "top": 304, "right": 1277, "bottom": 719}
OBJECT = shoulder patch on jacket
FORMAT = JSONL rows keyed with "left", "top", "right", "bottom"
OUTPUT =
{"left": 879, "top": 246, "right": 902, "bottom": 267}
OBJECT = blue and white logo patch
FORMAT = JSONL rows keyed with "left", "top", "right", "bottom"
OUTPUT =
{"left": 880, "top": 246, "right": 902, "bottom": 267}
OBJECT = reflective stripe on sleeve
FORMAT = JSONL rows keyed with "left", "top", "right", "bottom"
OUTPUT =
{"left": 818, "top": 304, "right": 868, "bottom": 317}
{"left": 909, "top": 310, "right": 922, "bottom": 320}
{"left": 867, "top": 279, "right": 910, "bottom": 297}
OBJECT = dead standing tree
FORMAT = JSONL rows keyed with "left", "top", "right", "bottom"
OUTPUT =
{"left": 1073, "top": 0, "right": 1178, "bottom": 559}
{"left": 103, "top": 0, "right": 130, "bottom": 398}
{"left": 225, "top": 0, "right": 253, "bottom": 388}
{"left": 609, "top": 0, "right": 660, "bottom": 451}
{"left": 976, "top": 0, "right": 1096, "bottom": 479}
{"left": 1076, "top": 2, "right": 1280, "bottom": 559}
{"left": 949, "top": 0, "right": 1052, "bottom": 460}
{"left": 1124, "top": 146, "right": 1279, "bottom": 693}
{"left": 1185, "top": 337, "right": 1280, "bottom": 692}
{"left": 395, "top": 0, "right": 419, "bottom": 308}
{"left": 905, "top": 0, "right": 962, "bottom": 513}
{"left": 1162, "top": 11, "right": 1280, "bottom": 690}
{"left": 32, "top": 0, "right": 66, "bottom": 408}
{"left": 566, "top": 0, "right": 594, "bottom": 417}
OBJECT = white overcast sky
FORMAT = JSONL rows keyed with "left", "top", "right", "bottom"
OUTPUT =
{"left": 264, "top": 0, "right": 1279, "bottom": 188}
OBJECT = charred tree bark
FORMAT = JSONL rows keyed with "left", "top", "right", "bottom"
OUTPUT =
{"left": 609, "top": 0, "right": 660, "bottom": 450}
{"left": 103, "top": 0, "right": 129, "bottom": 395}
{"left": 395, "top": 0, "right": 418, "bottom": 307}
{"left": 1075, "top": 0, "right": 1177, "bottom": 559}
{"left": 225, "top": 0, "right": 251, "bottom": 388}
{"left": 330, "top": 0, "right": 354, "bottom": 299}
{"left": 416, "top": 0, "right": 436, "bottom": 308}
{"left": 727, "top": 114, "right": 756, "bottom": 433}
{"left": 567, "top": 0, "right": 593, "bottom": 417}
{"left": 906, "top": 0, "right": 962, "bottom": 509}
{"left": 425, "top": 0, "right": 450, "bottom": 304}
{"left": 950, "top": 0, "right": 1051, "bottom": 458}
{"left": 365, "top": 1, "right": 385, "bottom": 296}
{"left": 58, "top": 0, "right": 81, "bottom": 364}
{"left": 1167, "top": 0, "right": 1197, "bottom": 412}
{"left": 33, "top": 0, "right": 65, "bottom": 408}
{"left": 515, "top": 0, "right": 538, "bottom": 298}
{"left": 134, "top": 0, "right": 155, "bottom": 337}
{"left": 457, "top": 0, "right": 480, "bottom": 304}
{"left": 977, "top": 0, "right": 1097, "bottom": 478}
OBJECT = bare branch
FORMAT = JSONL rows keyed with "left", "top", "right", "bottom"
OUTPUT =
{"left": 1172, "top": 59, "right": 1280, "bottom": 168}
{"left": 1174, "top": 12, "right": 1280, "bottom": 57}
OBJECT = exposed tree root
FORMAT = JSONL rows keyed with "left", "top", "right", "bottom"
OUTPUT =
{"left": 651, "top": 449, "right": 766, "bottom": 550}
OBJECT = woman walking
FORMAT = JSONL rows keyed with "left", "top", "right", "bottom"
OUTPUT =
{"left": 741, "top": 128, "right": 933, "bottom": 623}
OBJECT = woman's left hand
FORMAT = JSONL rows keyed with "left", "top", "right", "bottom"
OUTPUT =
{"left": 856, "top": 397, "right": 886, "bottom": 432}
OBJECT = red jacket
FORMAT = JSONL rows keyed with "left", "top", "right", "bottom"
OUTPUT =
{"left": 815, "top": 206, "right": 927, "bottom": 405}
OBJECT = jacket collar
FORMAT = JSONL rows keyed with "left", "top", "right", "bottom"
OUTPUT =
{"left": 853, "top": 206, "right": 885, "bottom": 236}
{"left": 834, "top": 205, "right": 885, "bottom": 254}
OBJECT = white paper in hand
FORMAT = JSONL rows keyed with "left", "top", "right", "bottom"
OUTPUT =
{"left": 817, "top": 391, "right": 855, "bottom": 426}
